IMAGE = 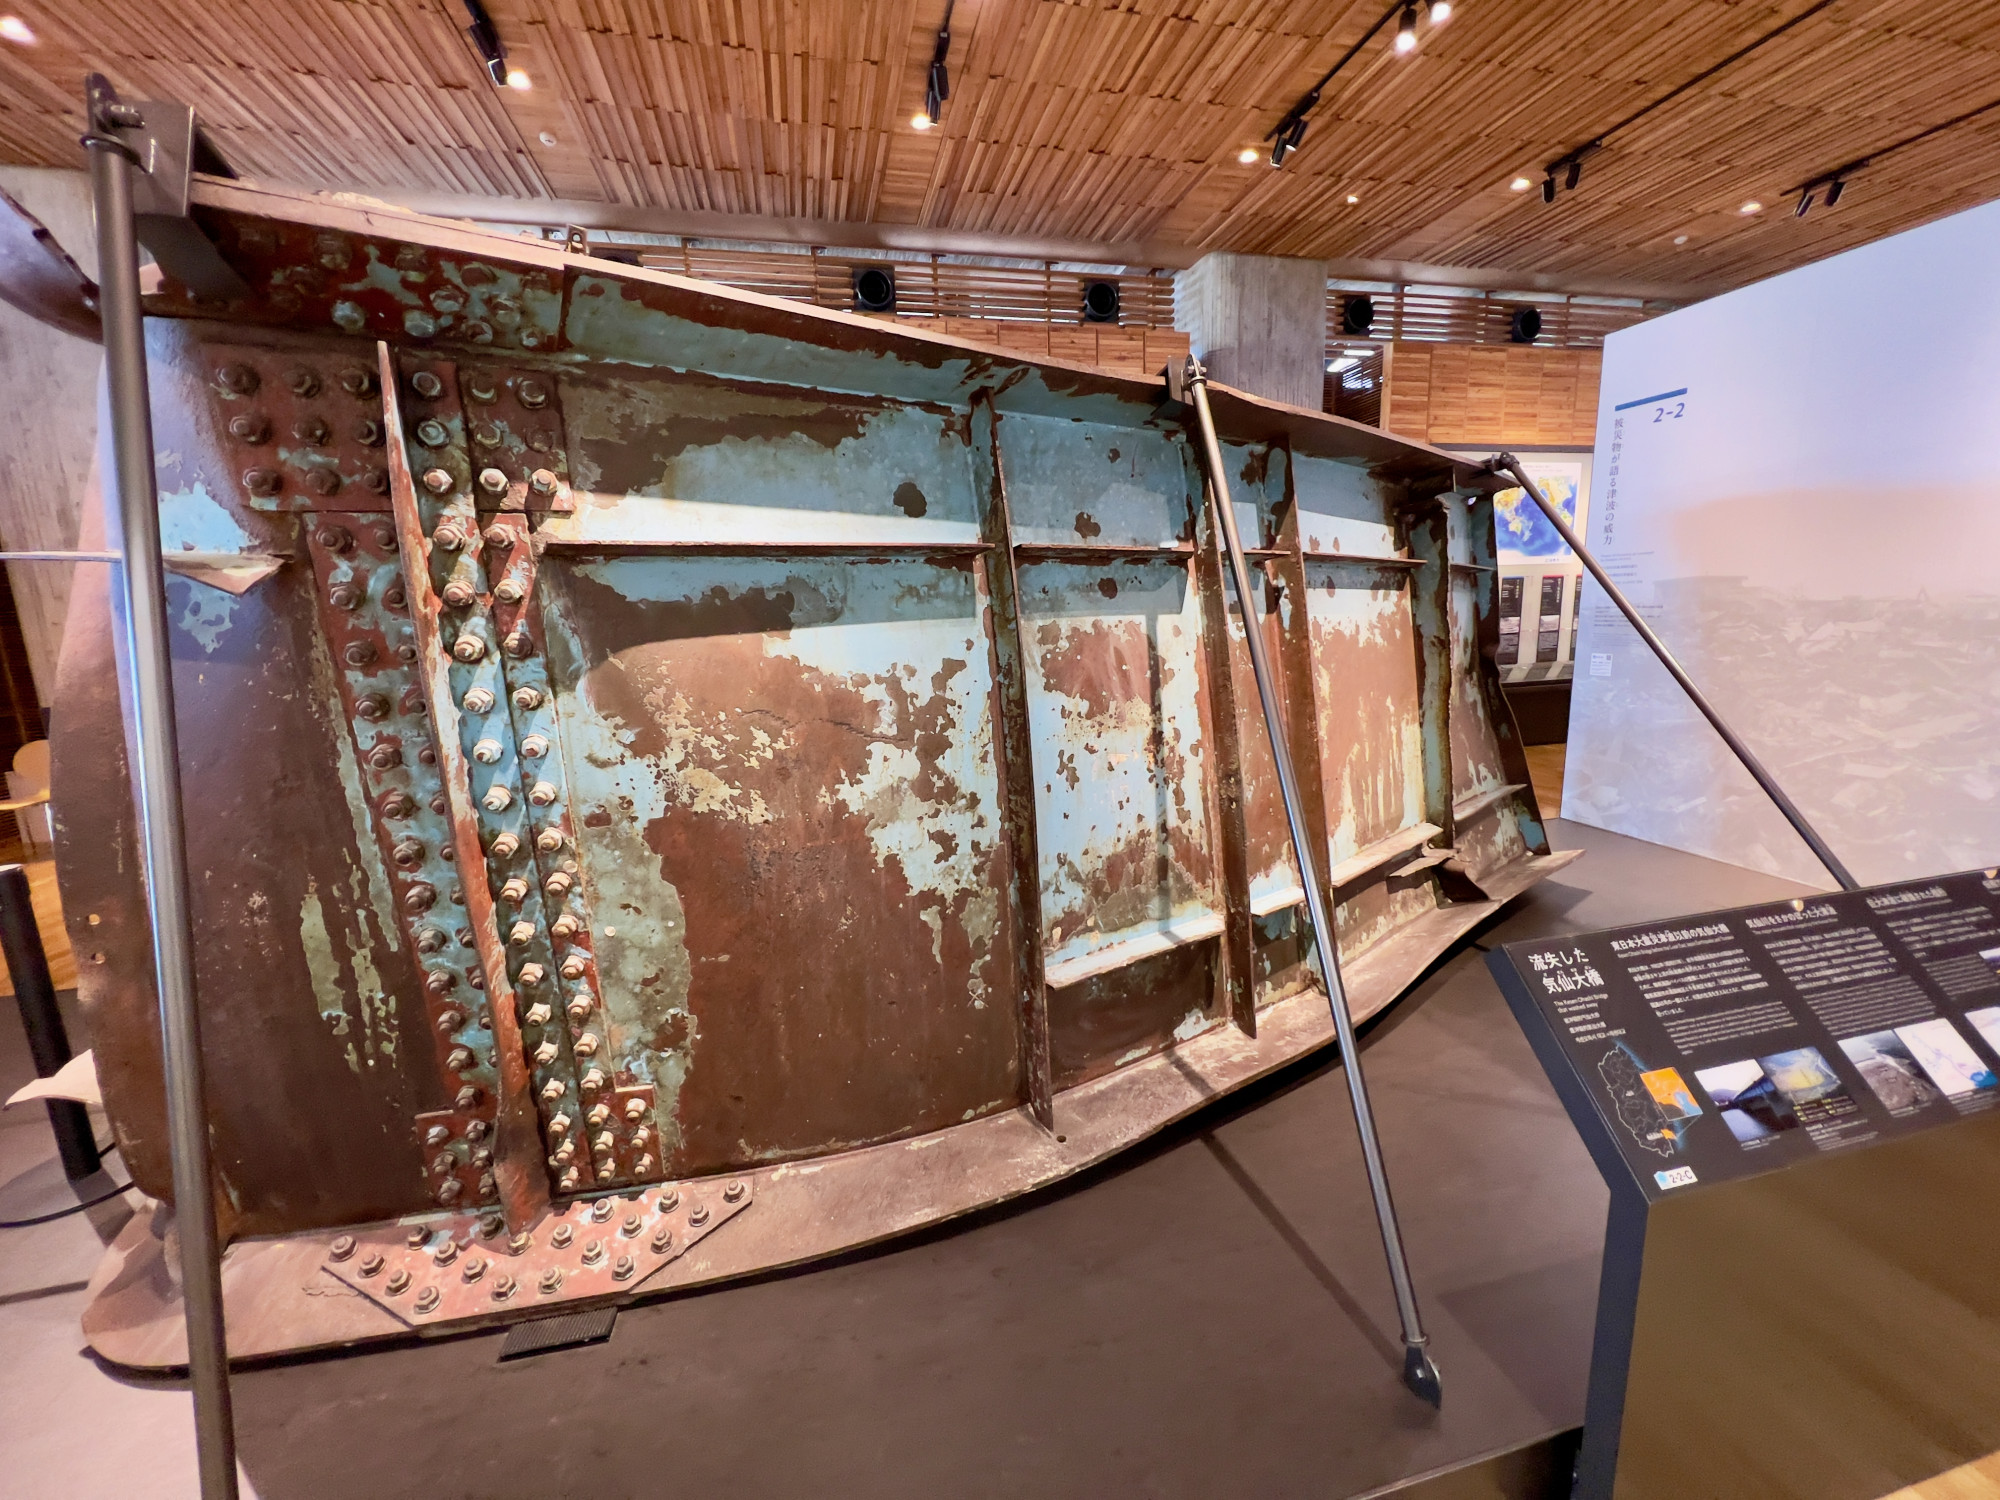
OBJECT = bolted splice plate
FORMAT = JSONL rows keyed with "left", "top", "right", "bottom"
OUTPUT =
{"left": 320, "top": 1175, "right": 751, "bottom": 1328}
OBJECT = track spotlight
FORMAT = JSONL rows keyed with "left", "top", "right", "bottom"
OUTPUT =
{"left": 912, "top": 113, "right": 934, "bottom": 131}
{"left": 1564, "top": 158, "right": 1582, "bottom": 191}
{"left": 1541, "top": 174, "right": 1555, "bottom": 204}
{"left": 0, "top": 15, "right": 35, "bottom": 44}
{"left": 1825, "top": 177, "right": 1845, "bottom": 206}
{"left": 1237, "top": 147, "right": 1259, "bottom": 164}
{"left": 1510, "top": 176, "right": 1532, "bottom": 191}
{"left": 1429, "top": 0, "right": 1453, "bottom": 21}
{"left": 1795, "top": 190, "right": 1813, "bottom": 218}
{"left": 1740, "top": 200, "right": 1762, "bottom": 215}
{"left": 1271, "top": 114, "right": 1308, "bottom": 168}
{"left": 462, "top": 0, "right": 510, "bottom": 88}
{"left": 1395, "top": 5, "right": 1418, "bottom": 52}
{"left": 924, "top": 0, "right": 955, "bottom": 126}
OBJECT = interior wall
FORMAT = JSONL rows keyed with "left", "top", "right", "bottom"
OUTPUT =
{"left": 1565, "top": 197, "right": 2000, "bottom": 887}
{"left": 0, "top": 165, "right": 98, "bottom": 705}
{"left": 1173, "top": 252, "right": 1327, "bottom": 408}
{"left": 1383, "top": 342, "right": 1602, "bottom": 447}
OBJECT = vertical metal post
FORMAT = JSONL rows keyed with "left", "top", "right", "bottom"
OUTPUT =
{"left": 0, "top": 862, "right": 100, "bottom": 1180}
{"left": 1184, "top": 361, "right": 1442, "bottom": 1406}
{"left": 84, "top": 95, "right": 240, "bottom": 1498}
{"left": 1489, "top": 454, "right": 1858, "bottom": 892}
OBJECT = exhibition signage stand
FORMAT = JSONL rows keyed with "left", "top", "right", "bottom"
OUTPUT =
{"left": 1484, "top": 460, "right": 2000, "bottom": 1495}
{"left": 1490, "top": 873, "right": 2000, "bottom": 1497}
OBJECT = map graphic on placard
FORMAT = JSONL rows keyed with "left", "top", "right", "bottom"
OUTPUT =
{"left": 1494, "top": 462, "right": 1582, "bottom": 560}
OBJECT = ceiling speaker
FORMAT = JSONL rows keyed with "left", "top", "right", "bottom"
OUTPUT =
{"left": 852, "top": 266, "right": 896, "bottom": 313}
{"left": 1509, "top": 306, "right": 1543, "bottom": 344}
{"left": 1082, "top": 280, "right": 1120, "bottom": 324}
{"left": 1341, "top": 295, "right": 1376, "bottom": 336}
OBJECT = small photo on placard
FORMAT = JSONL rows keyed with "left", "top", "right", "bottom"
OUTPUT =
{"left": 1893, "top": 1019, "right": 1998, "bottom": 1098}
{"left": 1838, "top": 1030, "right": 1945, "bottom": 1116}
{"left": 1980, "top": 946, "right": 2000, "bottom": 983}
{"left": 1696, "top": 1047, "right": 1860, "bottom": 1149}
{"left": 1966, "top": 1005, "right": 2000, "bottom": 1057}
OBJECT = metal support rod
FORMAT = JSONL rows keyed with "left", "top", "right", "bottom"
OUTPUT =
{"left": 85, "top": 106, "right": 240, "bottom": 1497}
{"left": 1487, "top": 454, "right": 1858, "bottom": 892}
{"left": 1184, "top": 361, "right": 1442, "bottom": 1406}
{"left": 0, "top": 862, "right": 100, "bottom": 1181}
{"left": 0, "top": 551, "right": 122, "bottom": 562}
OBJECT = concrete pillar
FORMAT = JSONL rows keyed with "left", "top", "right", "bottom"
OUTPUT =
{"left": 1173, "top": 252, "right": 1327, "bottom": 410}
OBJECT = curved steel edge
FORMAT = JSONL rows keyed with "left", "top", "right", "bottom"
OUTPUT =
{"left": 82, "top": 849, "right": 1577, "bottom": 1370}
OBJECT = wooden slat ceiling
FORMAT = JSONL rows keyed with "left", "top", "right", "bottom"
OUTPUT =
{"left": 1, "top": 0, "right": 1997, "bottom": 295}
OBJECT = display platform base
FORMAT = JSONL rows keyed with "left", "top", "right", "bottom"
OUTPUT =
{"left": 84, "top": 856, "right": 1580, "bottom": 1371}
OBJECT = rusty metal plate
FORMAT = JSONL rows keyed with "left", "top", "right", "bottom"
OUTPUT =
{"left": 322, "top": 1177, "right": 751, "bottom": 1327}
{"left": 198, "top": 340, "right": 393, "bottom": 512}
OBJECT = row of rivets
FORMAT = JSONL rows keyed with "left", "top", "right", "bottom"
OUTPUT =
{"left": 211, "top": 351, "right": 389, "bottom": 507}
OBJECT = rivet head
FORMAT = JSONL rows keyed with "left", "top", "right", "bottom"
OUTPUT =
{"left": 580, "top": 1239, "right": 605, "bottom": 1266}
{"left": 499, "top": 876, "right": 529, "bottom": 902}
{"left": 464, "top": 1118, "right": 489, "bottom": 1142}
{"left": 623, "top": 1097, "right": 648, "bottom": 1122}
{"left": 529, "top": 468, "right": 558, "bottom": 494}
{"left": 410, "top": 370, "right": 444, "bottom": 400}
{"left": 288, "top": 368, "right": 321, "bottom": 397}
{"left": 650, "top": 1225, "right": 672, "bottom": 1253}
{"left": 580, "top": 1067, "right": 605, "bottom": 1094}
{"left": 243, "top": 467, "right": 283, "bottom": 496}
{"left": 442, "top": 580, "right": 477, "bottom": 609}
{"left": 490, "top": 831, "right": 520, "bottom": 857}
{"left": 512, "top": 687, "right": 543, "bottom": 711}
{"left": 470, "top": 421, "right": 501, "bottom": 448}
{"left": 355, "top": 691, "right": 390, "bottom": 720}
{"left": 392, "top": 838, "right": 424, "bottom": 867}
{"left": 366, "top": 741, "right": 403, "bottom": 771}
{"left": 354, "top": 417, "right": 383, "bottom": 446}
{"left": 507, "top": 1231, "right": 532, "bottom": 1256}
{"left": 425, "top": 970, "right": 455, "bottom": 996}
{"left": 537, "top": 829, "right": 565, "bottom": 854}
{"left": 566, "top": 996, "right": 593, "bottom": 1024}
{"left": 518, "top": 962, "right": 546, "bottom": 985}
{"left": 407, "top": 1225, "right": 432, "bottom": 1249}
{"left": 423, "top": 468, "right": 454, "bottom": 496}
{"left": 383, "top": 583, "right": 408, "bottom": 610}
{"left": 433, "top": 1238, "right": 459, "bottom": 1265}
{"left": 657, "top": 1189, "right": 680, "bottom": 1213}
{"left": 493, "top": 578, "right": 525, "bottom": 604}
{"left": 688, "top": 1204, "right": 710, "bottom": 1228}
{"left": 478, "top": 467, "right": 508, "bottom": 494}
{"left": 491, "top": 1274, "right": 517, "bottom": 1301}
{"left": 466, "top": 378, "right": 498, "bottom": 404}
{"left": 424, "top": 1124, "right": 452, "bottom": 1147}
{"left": 460, "top": 1254, "right": 487, "bottom": 1283}
{"left": 359, "top": 1252, "right": 386, "bottom": 1277}
{"left": 631, "top": 1127, "right": 652, "bottom": 1150}
{"left": 433, "top": 521, "right": 465, "bottom": 550}
{"left": 339, "top": 367, "right": 378, "bottom": 397}
{"left": 551, "top": 915, "right": 582, "bottom": 940}
{"left": 573, "top": 1031, "right": 598, "bottom": 1057}
{"left": 385, "top": 1267, "right": 411, "bottom": 1295}
{"left": 559, "top": 955, "right": 588, "bottom": 980}
{"left": 294, "top": 415, "right": 330, "bottom": 445}
{"left": 484, "top": 784, "right": 514, "bottom": 812}
{"left": 518, "top": 378, "right": 550, "bottom": 409}
{"left": 539, "top": 1267, "right": 564, "bottom": 1295}
{"left": 550, "top": 1224, "right": 574, "bottom": 1249}
{"left": 414, "top": 927, "right": 448, "bottom": 956}
{"left": 590, "top": 1199, "right": 615, "bottom": 1227}
{"left": 463, "top": 686, "right": 496, "bottom": 713}
{"left": 529, "top": 780, "right": 559, "bottom": 806}
{"left": 542, "top": 1078, "right": 567, "bottom": 1101}
{"left": 612, "top": 1255, "right": 635, "bottom": 1281}
{"left": 215, "top": 364, "right": 260, "bottom": 396}
{"left": 453, "top": 634, "right": 486, "bottom": 663}
{"left": 544, "top": 872, "right": 574, "bottom": 898}
{"left": 227, "top": 413, "right": 269, "bottom": 443}
{"left": 525, "top": 1001, "right": 552, "bottom": 1025}
{"left": 306, "top": 468, "right": 342, "bottom": 496}
{"left": 723, "top": 1180, "right": 747, "bottom": 1203}
{"left": 482, "top": 524, "right": 512, "bottom": 548}
{"left": 434, "top": 1008, "right": 463, "bottom": 1032}
{"left": 633, "top": 1153, "right": 655, "bottom": 1174}
{"left": 503, "top": 631, "right": 535, "bottom": 659}
{"left": 586, "top": 1103, "right": 611, "bottom": 1129}
{"left": 438, "top": 1180, "right": 465, "bottom": 1208}
{"left": 620, "top": 1213, "right": 643, "bottom": 1238}
{"left": 473, "top": 738, "right": 504, "bottom": 764}
{"left": 364, "top": 467, "right": 390, "bottom": 494}
{"left": 415, "top": 1287, "right": 441, "bottom": 1313}
{"left": 520, "top": 734, "right": 549, "bottom": 758}
{"left": 455, "top": 1084, "right": 481, "bottom": 1109}
{"left": 509, "top": 919, "right": 536, "bottom": 945}
{"left": 342, "top": 640, "right": 378, "bottom": 668}
{"left": 315, "top": 524, "right": 354, "bottom": 553}
{"left": 329, "top": 1234, "right": 357, "bottom": 1261}
{"left": 447, "top": 1046, "right": 476, "bottom": 1070}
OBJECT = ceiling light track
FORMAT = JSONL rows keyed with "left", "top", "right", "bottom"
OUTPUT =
{"left": 1266, "top": 0, "right": 1451, "bottom": 168}
{"left": 923, "top": 0, "right": 956, "bottom": 127}
{"left": 1535, "top": 0, "right": 1839, "bottom": 203}
{"left": 462, "top": 0, "right": 528, "bottom": 89}
{"left": 1789, "top": 93, "right": 2000, "bottom": 217}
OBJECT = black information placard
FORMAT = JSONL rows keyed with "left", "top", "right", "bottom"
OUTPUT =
{"left": 1495, "top": 868, "right": 2000, "bottom": 1202}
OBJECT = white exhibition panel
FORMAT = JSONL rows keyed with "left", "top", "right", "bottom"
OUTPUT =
{"left": 1564, "top": 199, "right": 2000, "bottom": 887}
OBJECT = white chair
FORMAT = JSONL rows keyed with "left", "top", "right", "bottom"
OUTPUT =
{"left": 3, "top": 739, "right": 51, "bottom": 856}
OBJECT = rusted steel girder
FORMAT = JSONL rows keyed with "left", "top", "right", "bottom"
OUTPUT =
{"left": 50, "top": 177, "right": 1578, "bottom": 1367}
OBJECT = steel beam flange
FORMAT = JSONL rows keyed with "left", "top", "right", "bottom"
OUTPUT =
{"left": 320, "top": 1177, "right": 753, "bottom": 1327}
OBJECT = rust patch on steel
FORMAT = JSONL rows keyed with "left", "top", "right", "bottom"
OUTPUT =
{"left": 1048, "top": 943, "right": 1216, "bottom": 1089}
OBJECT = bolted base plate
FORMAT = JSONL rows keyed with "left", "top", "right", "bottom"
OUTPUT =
{"left": 321, "top": 1175, "right": 751, "bottom": 1328}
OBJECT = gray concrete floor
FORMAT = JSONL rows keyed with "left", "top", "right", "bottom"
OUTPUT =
{"left": 0, "top": 821, "right": 1809, "bottom": 1499}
